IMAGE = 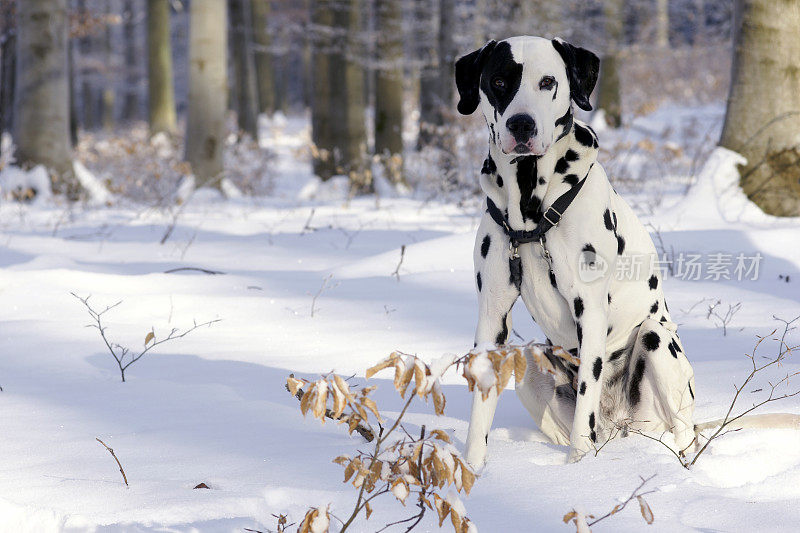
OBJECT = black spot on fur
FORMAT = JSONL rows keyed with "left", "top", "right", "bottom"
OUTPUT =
{"left": 609, "top": 348, "right": 625, "bottom": 361}
{"left": 629, "top": 357, "right": 646, "bottom": 406}
{"left": 579, "top": 381, "right": 586, "bottom": 395}
{"left": 668, "top": 340, "right": 677, "bottom": 358}
{"left": 574, "top": 123, "right": 594, "bottom": 147}
{"left": 516, "top": 156, "right": 542, "bottom": 222}
{"left": 589, "top": 412, "right": 595, "bottom": 429}
{"left": 573, "top": 297, "right": 584, "bottom": 318}
{"left": 481, "top": 235, "right": 491, "bottom": 258}
{"left": 565, "top": 149, "right": 579, "bottom": 161}
{"left": 616, "top": 234, "right": 626, "bottom": 255}
{"left": 593, "top": 357, "right": 603, "bottom": 380}
{"left": 607, "top": 325, "right": 612, "bottom": 335}
{"left": 495, "top": 313, "right": 508, "bottom": 345}
{"left": 549, "top": 269, "right": 558, "bottom": 288}
{"left": 650, "top": 301, "right": 659, "bottom": 314}
{"left": 582, "top": 243, "right": 595, "bottom": 254}
{"left": 670, "top": 338, "right": 682, "bottom": 354}
{"left": 648, "top": 275, "right": 659, "bottom": 290}
{"left": 476, "top": 41, "right": 522, "bottom": 116}
{"left": 642, "top": 331, "right": 661, "bottom": 351}
{"left": 563, "top": 173, "right": 579, "bottom": 186}
{"left": 660, "top": 315, "right": 667, "bottom": 323}
{"left": 576, "top": 323, "right": 583, "bottom": 346}
{"left": 496, "top": 174, "right": 504, "bottom": 187}
{"left": 568, "top": 348, "right": 579, "bottom": 357}
{"left": 688, "top": 381, "right": 695, "bottom": 399}
{"left": 481, "top": 155, "right": 497, "bottom": 175}
{"left": 485, "top": 434, "right": 488, "bottom": 444}
{"left": 590, "top": 430, "right": 597, "bottom": 442}
{"left": 476, "top": 272, "right": 482, "bottom": 291}
{"left": 509, "top": 257, "right": 522, "bottom": 289}
{"left": 538, "top": 177, "right": 546, "bottom": 185}
{"left": 603, "top": 209, "right": 614, "bottom": 231}
{"left": 554, "top": 157, "right": 569, "bottom": 174}
{"left": 607, "top": 293, "right": 612, "bottom": 304}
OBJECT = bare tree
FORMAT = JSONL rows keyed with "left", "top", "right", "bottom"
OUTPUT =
{"left": 597, "top": 0, "right": 623, "bottom": 128}
{"left": 250, "top": 0, "right": 275, "bottom": 115}
{"left": 719, "top": 0, "right": 800, "bottom": 216}
{"left": 418, "top": 0, "right": 457, "bottom": 149}
{"left": 310, "top": 0, "right": 334, "bottom": 179}
{"left": 373, "top": 0, "right": 404, "bottom": 184}
{"left": 121, "top": 0, "right": 139, "bottom": 121}
{"left": 229, "top": 0, "right": 259, "bottom": 139}
{"left": 147, "top": 0, "right": 177, "bottom": 136}
{"left": 15, "top": 0, "right": 81, "bottom": 198}
{"left": 0, "top": 0, "right": 15, "bottom": 138}
{"left": 185, "top": 0, "right": 228, "bottom": 188}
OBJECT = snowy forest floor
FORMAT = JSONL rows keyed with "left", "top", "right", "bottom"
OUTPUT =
{"left": 1, "top": 105, "right": 800, "bottom": 532}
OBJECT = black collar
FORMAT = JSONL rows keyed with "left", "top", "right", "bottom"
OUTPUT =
{"left": 486, "top": 162, "right": 592, "bottom": 248}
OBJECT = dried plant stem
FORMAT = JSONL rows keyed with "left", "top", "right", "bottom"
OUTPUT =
{"left": 587, "top": 474, "right": 657, "bottom": 527}
{"left": 392, "top": 245, "right": 406, "bottom": 281}
{"left": 285, "top": 377, "right": 375, "bottom": 442}
{"left": 96, "top": 438, "right": 129, "bottom": 487}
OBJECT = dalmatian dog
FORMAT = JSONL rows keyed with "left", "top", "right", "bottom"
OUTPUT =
{"left": 456, "top": 36, "right": 697, "bottom": 466}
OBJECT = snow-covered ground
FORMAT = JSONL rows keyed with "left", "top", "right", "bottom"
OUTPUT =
{"left": 1, "top": 108, "right": 800, "bottom": 532}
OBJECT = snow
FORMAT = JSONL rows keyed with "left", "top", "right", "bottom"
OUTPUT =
{"left": 1, "top": 104, "right": 799, "bottom": 532}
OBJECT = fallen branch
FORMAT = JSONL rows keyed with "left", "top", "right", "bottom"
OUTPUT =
{"left": 392, "top": 245, "right": 406, "bottom": 281}
{"left": 164, "top": 267, "right": 225, "bottom": 275}
{"left": 96, "top": 438, "right": 129, "bottom": 486}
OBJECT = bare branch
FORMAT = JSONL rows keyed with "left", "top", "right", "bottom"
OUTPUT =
{"left": 96, "top": 438, "right": 129, "bottom": 486}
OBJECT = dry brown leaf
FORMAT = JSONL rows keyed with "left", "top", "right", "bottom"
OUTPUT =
{"left": 433, "top": 386, "right": 446, "bottom": 415}
{"left": 366, "top": 354, "right": 397, "bottom": 379}
{"left": 498, "top": 354, "right": 514, "bottom": 394}
{"left": 312, "top": 381, "right": 328, "bottom": 421}
{"left": 563, "top": 510, "right": 577, "bottom": 524}
{"left": 361, "top": 397, "right": 383, "bottom": 423}
{"left": 300, "top": 389, "right": 314, "bottom": 416}
{"left": 144, "top": 331, "right": 155, "bottom": 346}
{"left": 460, "top": 461, "right": 475, "bottom": 495}
{"left": 513, "top": 349, "right": 527, "bottom": 383}
{"left": 365, "top": 501, "right": 373, "bottom": 520}
{"left": 434, "top": 495, "right": 450, "bottom": 527}
{"left": 332, "top": 455, "right": 349, "bottom": 466}
{"left": 637, "top": 495, "right": 654, "bottom": 524}
{"left": 334, "top": 374, "right": 353, "bottom": 402}
{"left": 431, "top": 429, "right": 451, "bottom": 443}
{"left": 287, "top": 376, "right": 305, "bottom": 396}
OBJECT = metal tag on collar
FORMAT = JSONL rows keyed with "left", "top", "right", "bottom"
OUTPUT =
{"left": 509, "top": 240, "right": 520, "bottom": 259}
{"left": 538, "top": 236, "right": 552, "bottom": 267}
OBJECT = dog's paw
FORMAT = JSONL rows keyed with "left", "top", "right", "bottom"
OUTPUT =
{"left": 567, "top": 446, "right": 587, "bottom": 464}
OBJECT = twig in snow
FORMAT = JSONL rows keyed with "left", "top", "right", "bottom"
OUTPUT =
{"left": 164, "top": 266, "right": 225, "bottom": 275}
{"left": 73, "top": 293, "right": 220, "bottom": 382}
{"left": 564, "top": 474, "right": 657, "bottom": 530}
{"left": 302, "top": 208, "right": 317, "bottom": 234}
{"left": 706, "top": 299, "right": 742, "bottom": 336}
{"left": 309, "top": 274, "right": 339, "bottom": 317}
{"left": 392, "top": 245, "right": 406, "bottom": 281}
{"left": 96, "top": 438, "right": 129, "bottom": 486}
{"left": 690, "top": 322, "right": 800, "bottom": 466}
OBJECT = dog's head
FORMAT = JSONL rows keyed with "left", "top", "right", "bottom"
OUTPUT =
{"left": 455, "top": 36, "right": 599, "bottom": 156}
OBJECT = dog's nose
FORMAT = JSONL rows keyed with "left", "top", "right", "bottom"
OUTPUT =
{"left": 506, "top": 114, "right": 537, "bottom": 142}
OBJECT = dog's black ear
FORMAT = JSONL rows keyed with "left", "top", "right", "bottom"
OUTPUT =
{"left": 454, "top": 40, "right": 497, "bottom": 115}
{"left": 551, "top": 38, "right": 599, "bottom": 112}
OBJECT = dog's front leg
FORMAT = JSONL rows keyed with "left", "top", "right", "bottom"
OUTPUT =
{"left": 566, "top": 296, "right": 609, "bottom": 463}
{"left": 464, "top": 215, "right": 520, "bottom": 468}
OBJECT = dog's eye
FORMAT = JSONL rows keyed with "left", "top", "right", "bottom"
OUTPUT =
{"left": 539, "top": 76, "right": 556, "bottom": 90}
{"left": 492, "top": 77, "right": 506, "bottom": 90}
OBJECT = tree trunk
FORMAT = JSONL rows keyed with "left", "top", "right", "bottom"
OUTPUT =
{"left": 122, "top": 0, "right": 139, "bottom": 121}
{"left": 185, "top": 0, "right": 228, "bottom": 188}
{"left": 597, "top": 0, "right": 623, "bottom": 128}
{"left": 250, "top": 0, "right": 275, "bottom": 115}
{"left": 719, "top": 0, "right": 800, "bottom": 216}
{"left": 328, "top": 0, "right": 368, "bottom": 192}
{"left": 101, "top": 0, "right": 116, "bottom": 130}
{"left": 310, "top": 0, "right": 334, "bottom": 179}
{"left": 147, "top": 0, "right": 177, "bottom": 136}
{"left": 229, "top": 0, "right": 259, "bottom": 139}
{"left": 15, "top": 0, "right": 80, "bottom": 198}
{"left": 419, "top": 0, "right": 456, "bottom": 149}
{"left": 373, "top": 0, "right": 404, "bottom": 184}
{"left": 0, "top": 0, "right": 15, "bottom": 137}
{"left": 656, "top": 0, "right": 669, "bottom": 48}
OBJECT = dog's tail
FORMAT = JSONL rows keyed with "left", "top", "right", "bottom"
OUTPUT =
{"left": 695, "top": 413, "right": 800, "bottom": 433}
